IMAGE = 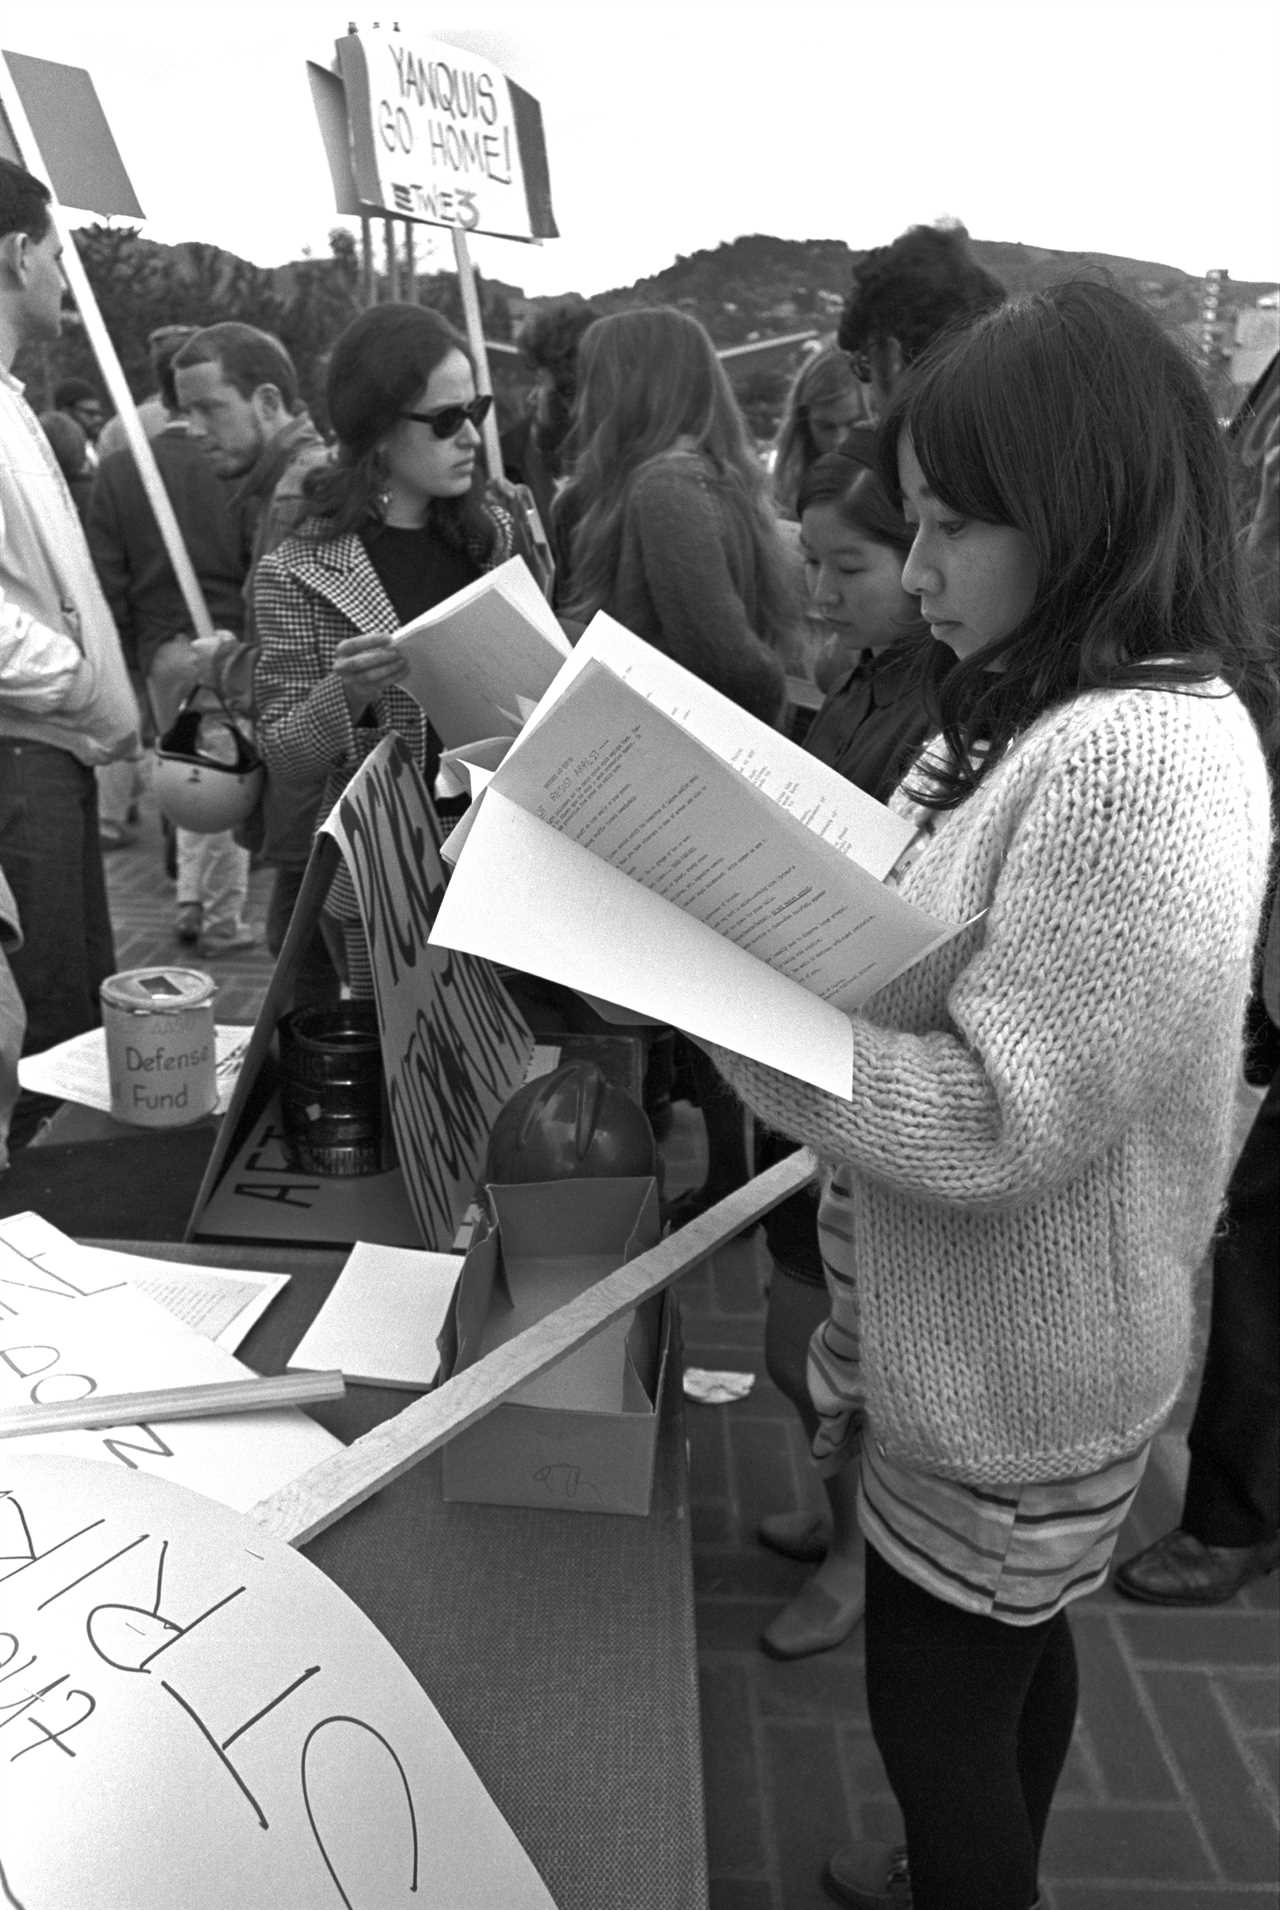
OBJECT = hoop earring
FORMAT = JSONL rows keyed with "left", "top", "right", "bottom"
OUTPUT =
{"left": 370, "top": 445, "right": 391, "bottom": 521}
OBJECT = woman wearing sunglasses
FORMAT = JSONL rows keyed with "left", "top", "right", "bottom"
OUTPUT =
{"left": 252, "top": 303, "right": 511, "bottom": 985}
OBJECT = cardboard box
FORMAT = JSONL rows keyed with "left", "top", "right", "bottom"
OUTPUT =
{"left": 438, "top": 1177, "right": 670, "bottom": 1517}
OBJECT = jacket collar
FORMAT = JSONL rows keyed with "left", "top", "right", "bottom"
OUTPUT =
{"left": 282, "top": 530, "right": 398, "bottom": 630}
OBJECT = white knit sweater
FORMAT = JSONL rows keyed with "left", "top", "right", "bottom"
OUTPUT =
{"left": 709, "top": 682, "right": 1272, "bottom": 1486}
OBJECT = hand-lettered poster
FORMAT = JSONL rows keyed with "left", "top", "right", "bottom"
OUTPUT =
{"left": 333, "top": 29, "right": 557, "bottom": 240}
{"left": 320, "top": 737, "right": 533, "bottom": 1249}
{"left": 188, "top": 739, "right": 533, "bottom": 1250}
{"left": 0, "top": 1455, "right": 555, "bottom": 1907}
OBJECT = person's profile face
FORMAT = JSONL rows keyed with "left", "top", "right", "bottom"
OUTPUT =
{"left": 68, "top": 398, "right": 104, "bottom": 440}
{"left": 806, "top": 395, "right": 864, "bottom": 457}
{"left": 898, "top": 434, "right": 1038, "bottom": 665}
{"left": 801, "top": 501, "right": 915, "bottom": 653}
{"left": 20, "top": 225, "right": 66, "bottom": 344}
{"left": 174, "top": 358, "right": 269, "bottom": 476}
{"left": 379, "top": 349, "right": 482, "bottom": 523}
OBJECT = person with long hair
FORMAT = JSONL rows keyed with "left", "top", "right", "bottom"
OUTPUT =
{"left": 556, "top": 305, "right": 796, "bottom": 723}
{"left": 699, "top": 280, "right": 1276, "bottom": 1909}
{"left": 757, "top": 437, "right": 945, "bottom": 1662}
{"left": 557, "top": 305, "right": 799, "bottom": 1195}
{"left": 771, "top": 344, "right": 872, "bottom": 519}
{"left": 253, "top": 303, "right": 511, "bottom": 987}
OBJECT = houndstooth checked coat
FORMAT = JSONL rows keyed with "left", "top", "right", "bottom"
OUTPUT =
{"left": 251, "top": 503, "right": 513, "bottom": 826}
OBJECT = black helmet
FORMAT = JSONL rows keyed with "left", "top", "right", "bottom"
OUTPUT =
{"left": 484, "top": 1061, "right": 657, "bottom": 1184}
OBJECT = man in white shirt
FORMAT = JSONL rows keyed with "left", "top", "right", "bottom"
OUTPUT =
{"left": 0, "top": 158, "right": 138, "bottom": 1147}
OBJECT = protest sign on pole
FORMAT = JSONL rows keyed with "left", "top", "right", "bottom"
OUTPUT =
{"left": 311, "top": 30, "right": 557, "bottom": 484}
{"left": 0, "top": 50, "right": 215, "bottom": 642}
{"left": 332, "top": 30, "right": 557, "bottom": 244}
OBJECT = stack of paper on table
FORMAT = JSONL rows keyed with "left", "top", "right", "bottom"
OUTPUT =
{"left": 288, "top": 1241, "right": 462, "bottom": 1389}
{"left": 0, "top": 1280, "right": 340, "bottom": 1511}
{"left": 392, "top": 553, "right": 570, "bottom": 747}
{"left": 430, "top": 613, "right": 969, "bottom": 1098}
{"left": 0, "top": 1209, "right": 288, "bottom": 1352}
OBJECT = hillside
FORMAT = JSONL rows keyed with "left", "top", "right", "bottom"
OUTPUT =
{"left": 559, "top": 231, "right": 1276, "bottom": 348}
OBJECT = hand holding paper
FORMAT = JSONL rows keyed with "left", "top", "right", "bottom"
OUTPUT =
{"left": 430, "top": 615, "right": 967, "bottom": 1097}
{"left": 392, "top": 554, "right": 570, "bottom": 746}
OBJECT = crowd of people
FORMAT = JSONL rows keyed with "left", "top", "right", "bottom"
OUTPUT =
{"left": 2, "top": 152, "right": 1277, "bottom": 1910}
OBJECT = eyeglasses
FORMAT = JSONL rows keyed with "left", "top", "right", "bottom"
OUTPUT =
{"left": 398, "top": 394, "right": 493, "bottom": 439}
{"left": 849, "top": 350, "right": 873, "bottom": 385}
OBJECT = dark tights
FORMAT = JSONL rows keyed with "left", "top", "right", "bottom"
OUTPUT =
{"left": 864, "top": 1545, "right": 1078, "bottom": 1910}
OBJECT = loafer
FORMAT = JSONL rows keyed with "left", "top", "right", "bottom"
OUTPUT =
{"left": 824, "top": 1842, "right": 1043, "bottom": 1909}
{"left": 824, "top": 1842, "right": 912, "bottom": 1908}
{"left": 761, "top": 1577, "right": 863, "bottom": 1660}
{"left": 174, "top": 902, "right": 202, "bottom": 946}
{"left": 758, "top": 1508, "right": 831, "bottom": 1563}
{"left": 1114, "top": 1527, "right": 1280, "bottom": 1605}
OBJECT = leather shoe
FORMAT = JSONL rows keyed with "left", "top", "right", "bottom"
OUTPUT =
{"left": 824, "top": 1842, "right": 912, "bottom": 1908}
{"left": 1114, "top": 1527, "right": 1280, "bottom": 1605}
{"left": 760, "top": 1577, "right": 863, "bottom": 1660}
{"left": 758, "top": 1508, "right": 830, "bottom": 1562}
{"left": 824, "top": 1842, "right": 1043, "bottom": 1909}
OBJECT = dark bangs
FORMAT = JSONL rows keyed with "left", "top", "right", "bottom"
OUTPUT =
{"left": 871, "top": 284, "right": 1260, "bottom": 809}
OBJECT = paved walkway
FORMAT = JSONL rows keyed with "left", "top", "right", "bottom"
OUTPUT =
{"left": 101, "top": 791, "right": 1279, "bottom": 1910}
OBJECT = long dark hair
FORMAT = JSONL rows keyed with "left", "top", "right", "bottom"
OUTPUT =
{"left": 302, "top": 303, "right": 498, "bottom": 559}
{"left": 878, "top": 278, "right": 1279, "bottom": 808}
{"left": 558, "top": 307, "right": 797, "bottom": 642}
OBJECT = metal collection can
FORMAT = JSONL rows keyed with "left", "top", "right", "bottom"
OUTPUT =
{"left": 100, "top": 968, "right": 218, "bottom": 1127}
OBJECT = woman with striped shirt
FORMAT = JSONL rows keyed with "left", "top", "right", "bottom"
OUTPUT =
{"left": 701, "top": 282, "right": 1276, "bottom": 1909}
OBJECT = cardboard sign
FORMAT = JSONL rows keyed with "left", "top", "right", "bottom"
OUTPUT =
{"left": 0, "top": 1282, "right": 340, "bottom": 1512}
{"left": 0, "top": 51, "right": 143, "bottom": 216}
{"left": 0, "top": 1454, "right": 555, "bottom": 1908}
{"left": 333, "top": 29, "right": 557, "bottom": 240}
{"left": 321, "top": 738, "right": 534, "bottom": 1250}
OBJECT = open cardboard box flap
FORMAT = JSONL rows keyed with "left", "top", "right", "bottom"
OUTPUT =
{"left": 437, "top": 1175, "right": 669, "bottom": 1515}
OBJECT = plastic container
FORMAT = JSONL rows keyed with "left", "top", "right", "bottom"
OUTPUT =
{"left": 100, "top": 967, "right": 217, "bottom": 1127}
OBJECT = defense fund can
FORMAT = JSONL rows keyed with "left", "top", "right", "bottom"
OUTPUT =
{"left": 100, "top": 968, "right": 218, "bottom": 1127}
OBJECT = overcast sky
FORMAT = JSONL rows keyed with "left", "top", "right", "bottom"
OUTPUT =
{"left": 7, "top": 1, "right": 1279, "bottom": 297}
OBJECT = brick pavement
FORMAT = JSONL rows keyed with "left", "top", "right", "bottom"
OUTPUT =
{"left": 678, "top": 1235, "right": 1280, "bottom": 1910}
{"left": 102, "top": 787, "right": 1279, "bottom": 1910}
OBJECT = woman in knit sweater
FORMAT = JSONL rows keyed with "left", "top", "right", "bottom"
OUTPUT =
{"left": 555, "top": 305, "right": 797, "bottom": 723}
{"left": 702, "top": 282, "right": 1276, "bottom": 1910}
{"left": 556, "top": 305, "right": 799, "bottom": 1195}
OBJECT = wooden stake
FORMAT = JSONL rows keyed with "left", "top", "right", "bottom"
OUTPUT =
{"left": 0, "top": 58, "right": 215, "bottom": 643}
{"left": 451, "top": 227, "right": 503, "bottom": 482}
{"left": 0, "top": 1370, "right": 346, "bottom": 1439}
{"left": 250, "top": 1149, "right": 817, "bottom": 1548}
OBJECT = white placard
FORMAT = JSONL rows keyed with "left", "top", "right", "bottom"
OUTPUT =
{"left": 0, "top": 1455, "right": 555, "bottom": 1908}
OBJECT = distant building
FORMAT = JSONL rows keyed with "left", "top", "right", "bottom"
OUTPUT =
{"left": 1230, "top": 301, "right": 1280, "bottom": 394}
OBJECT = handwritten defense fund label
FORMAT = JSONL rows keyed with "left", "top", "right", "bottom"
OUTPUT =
{"left": 100, "top": 968, "right": 217, "bottom": 1127}
{"left": 0, "top": 1456, "right": 556, "bottom": 1909}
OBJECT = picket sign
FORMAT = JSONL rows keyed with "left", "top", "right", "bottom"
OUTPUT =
{"left": 251, "top": 1145, "right": 817, "bottom": 1548}
{"left": 451, "top": 226, "right": 504, "bottom": 482}
{"left": 0, "top": 52, "right": 215, "bottom": 642}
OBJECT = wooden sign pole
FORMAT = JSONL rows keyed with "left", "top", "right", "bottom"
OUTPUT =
{"left": 450, "top": 227, "right": 504, "bottom": 483}
{"left": 0, "top": 57, "right": 216, "bottom": 644}
{"left": 250, "top": 1147, "right": 817, "bottom": 1548}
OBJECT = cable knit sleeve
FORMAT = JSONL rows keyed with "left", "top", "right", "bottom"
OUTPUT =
{"left": 708, "top": 688, "right": 1270, "bottom": 1214}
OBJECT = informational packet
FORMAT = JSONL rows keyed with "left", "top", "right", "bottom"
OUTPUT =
{"left": 432, "top": 616, "right": 967, "bottom": 1098}
{"left": 0, "top": 1210, "right": 287, "bottom": 1352}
